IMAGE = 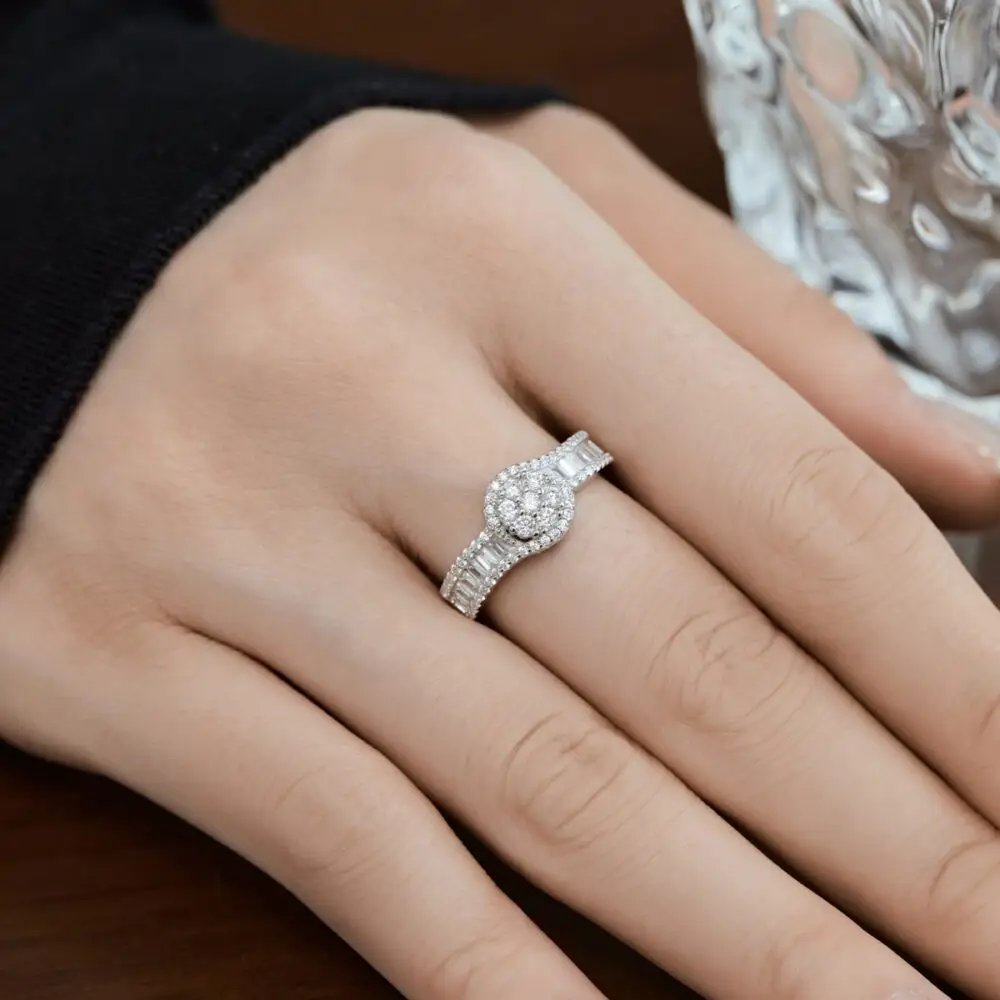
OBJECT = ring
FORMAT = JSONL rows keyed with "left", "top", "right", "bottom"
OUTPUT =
{"left": 440, "top": 431, "right": 613, "bottom": 618}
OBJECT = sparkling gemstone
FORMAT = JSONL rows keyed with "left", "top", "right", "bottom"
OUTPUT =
{"left": 556, "top": 454, "right": 583, "bottom": 479}
{"left": 488, "top": 462, "right": 574, "bottom": 542}
{"left": 536, "top": 507, "right": 557, "bottom": 529}
{"left": 513, "top": 515, "right": 535, "bottom": 539}
{"left": 475, "top": 549, "right": 498, "bottom": 573}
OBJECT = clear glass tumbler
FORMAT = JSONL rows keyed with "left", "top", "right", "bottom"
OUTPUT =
{"left": 683, "top": 0, "right": 1000, "bottom": 584}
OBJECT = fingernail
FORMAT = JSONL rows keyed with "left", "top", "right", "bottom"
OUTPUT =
{"left": 916, "top": 396, "right": 1000, "bottom": 470}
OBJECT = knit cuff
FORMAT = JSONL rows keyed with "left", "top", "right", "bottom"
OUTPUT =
{"left": 0, "top": 3, "right": 559, "bottom": 553}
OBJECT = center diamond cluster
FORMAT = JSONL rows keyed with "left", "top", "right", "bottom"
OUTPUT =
{"left": 484, "top": 461, "right": 575, "bottom": 549}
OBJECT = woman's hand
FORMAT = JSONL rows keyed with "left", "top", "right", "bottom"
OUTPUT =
{"left": 2, "top": 104, "right": 999, "bottom": 1000}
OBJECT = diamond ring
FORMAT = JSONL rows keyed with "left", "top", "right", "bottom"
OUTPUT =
{"left": 440, "top": 432, "right": 613, "bottom": 618}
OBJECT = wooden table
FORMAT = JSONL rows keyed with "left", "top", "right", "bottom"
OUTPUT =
{"left": 1, "top": 2, "right": 716, "bottom": 997}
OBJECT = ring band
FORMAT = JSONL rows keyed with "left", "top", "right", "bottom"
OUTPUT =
{"left": 440, "top": 431, "right": 613, "bottom": 618}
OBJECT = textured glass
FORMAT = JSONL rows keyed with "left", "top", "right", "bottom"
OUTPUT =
{"left": 684, "top": 0, "right": 1000, "bottom": 423}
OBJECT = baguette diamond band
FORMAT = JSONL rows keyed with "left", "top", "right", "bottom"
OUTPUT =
{"left": 440, "top": 432, "right": 613, "bottom": 618}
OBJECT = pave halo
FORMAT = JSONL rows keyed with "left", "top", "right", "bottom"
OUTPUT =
{"left": 441, "top": 432, "right": 612, "bottom": 619}
{"left": 484, "top": 462, "right": 575, "bottom": 553}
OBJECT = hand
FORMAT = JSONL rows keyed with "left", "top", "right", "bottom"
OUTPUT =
{"left": 1, "top": 104, "right": 999, "bottom": 1000}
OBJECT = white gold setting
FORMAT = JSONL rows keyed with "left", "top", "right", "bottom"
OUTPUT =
{"left": 441, "top": 432, "right": 613, "bottom": 618}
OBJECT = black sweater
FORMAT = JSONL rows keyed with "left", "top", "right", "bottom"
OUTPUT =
{"left": 0, "top": 0, "right": 556, "bottom": 554}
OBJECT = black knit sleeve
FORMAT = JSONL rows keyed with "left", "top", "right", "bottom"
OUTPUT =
{"left": 0, "top": 0, "right": 559, "bottom": 553}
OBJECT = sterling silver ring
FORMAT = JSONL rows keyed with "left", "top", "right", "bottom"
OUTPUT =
{"left": 440, "top": 431, "right": 613, "bottom": 619}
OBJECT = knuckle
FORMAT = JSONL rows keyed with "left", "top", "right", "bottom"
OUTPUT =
{"left": 316, "top": 104, "right": 448, "bottom": 142}
{"left": 266, "top": 754, "right": 397, "bottom": 894}
{"left": 761, "top": 916, "right": 850, "bottom": 1000}
{"left": 499, "top": 711, "right": 643, "bottom": 856}
{"left": 923, "top": 832, "right": 1000, "bottom": 934}
{"left": 482, "top": 102, "right": 641, "bottom": 202}
{"left": 331, "top": 106, "right": 531, "bottom": 232}
{"left": 291, "top": 105, "right": 461, "bottom": 191}
{"left": 519, "top": 102, "right": 621, "bottom": 144}
{"left": 180, "top": 114, "right": 532, "bottom": 387}
{"left": 420, "top": 135, "right": 535, "bottom": 242}
{"left": 771, "top": 444, "right": 913, "bottom": 563}
{"left": 551, "top": 103, "right": 621, "bottom": 138}
{"left": 315, "top": 105, "right": 464, "bottom": 161}
{"left": 647, "top": 602, "right": 797, "bottom": 738}
{"left": 422, "top": 924, "right": 520, "bottom": 1000}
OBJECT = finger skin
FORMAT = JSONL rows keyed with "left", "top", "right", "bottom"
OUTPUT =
{"left": 76, "top": 626, "right": 606, "bottom": 1000}
{"left": 167, "top": 493, "right": 949, "bottom": 1000}
{"left": 480, "top": 104, "right": 1000, "bottom": 530}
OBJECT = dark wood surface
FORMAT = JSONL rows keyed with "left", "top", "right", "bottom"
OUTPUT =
{"left": 0, "top": 744, "right": 695, "bottom": 999}
{"left": 1, "top": 3, "right": 722, "bottom": 997}
{"left": 218, "top": 0, "right": 727, "bottom": 208}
